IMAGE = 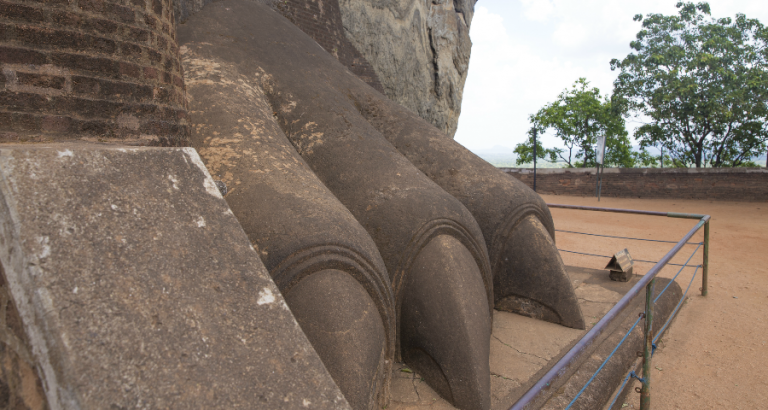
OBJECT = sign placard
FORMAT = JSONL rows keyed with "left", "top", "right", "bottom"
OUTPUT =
{"left": 596, "top": 135, "right": 606, "bottom": 165}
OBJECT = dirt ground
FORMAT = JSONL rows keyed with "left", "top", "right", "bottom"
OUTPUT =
{"left": 540, "top": 194, "right": 767, "bottom": 410}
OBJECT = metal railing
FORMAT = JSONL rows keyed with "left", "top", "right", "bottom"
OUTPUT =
{"left": 509, "top": 204, "right": 710, "bottom": 410}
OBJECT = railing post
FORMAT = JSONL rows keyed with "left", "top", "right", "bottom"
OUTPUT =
{"left": 702, "top": 220, "right": 709, "bottom": 296}
{"left": 640, "top": 278, "right": 655, "bottom": 410}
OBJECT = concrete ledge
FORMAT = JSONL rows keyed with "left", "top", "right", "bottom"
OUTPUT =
{"left": 538, "top": 268, "right": 682, "bottom": 410}
{"left": 0, "top": 144, "right": 349, "bottom": 409}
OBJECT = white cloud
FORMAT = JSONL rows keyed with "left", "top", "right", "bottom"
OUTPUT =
{"left": 520, "top": 0, "right": 554, "bottom": 21}
{"left": 552, "top": 22, "right": 588, "bottom": 47}
{"left": 466, "top": 6, "right": 509, "bottom": 44}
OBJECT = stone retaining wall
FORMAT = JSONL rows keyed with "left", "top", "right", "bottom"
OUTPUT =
{"left": 501, "top": 167, "right": 768, "bottom": 201}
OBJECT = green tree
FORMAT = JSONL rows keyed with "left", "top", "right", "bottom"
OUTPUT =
{"left": 633, "top": 147, "right": 666, "bottom": 167}
{"left": 515, "top": 78, "right": 634, "bottom": 168}
{"left": 513, "top": 126, "right": 559, "bottom": 166}
{"left": 611, "top": 2, "right": 768, "bottom": 168}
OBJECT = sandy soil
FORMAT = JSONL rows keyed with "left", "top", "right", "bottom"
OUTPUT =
{"left": 540, "top": 194, "right": 767, "bottom": 410}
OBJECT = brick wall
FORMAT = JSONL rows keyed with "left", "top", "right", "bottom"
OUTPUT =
{"left": 272, "top": 0, "right": 384, "bottom": 94}
{"left": 0, "top": 0, "right": 188, "bottom": 146}
{"left": 501, "top": 167, "right": 768, "bottom": 202}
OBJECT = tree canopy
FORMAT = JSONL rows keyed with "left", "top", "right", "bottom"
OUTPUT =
{"left": 611, "top": 2, "right": 768, "bottom": 168}
{"left": 515, "top": 78, "right": 635, "bottom": 168}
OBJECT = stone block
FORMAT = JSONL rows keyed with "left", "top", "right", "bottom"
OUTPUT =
{"left": 0, "top": 144, "right": 349, "bottom": 409}
{"left": 609, "top": 270, "right": 632, "bottom": 282}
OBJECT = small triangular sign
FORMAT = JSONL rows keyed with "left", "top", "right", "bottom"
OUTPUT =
{"left": 605, "top": 248, "right": 634, "bottom": 273}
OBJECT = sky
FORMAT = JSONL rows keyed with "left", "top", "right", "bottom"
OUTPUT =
{"left": 453, "top": 0, "right": 768, "bottom": 154}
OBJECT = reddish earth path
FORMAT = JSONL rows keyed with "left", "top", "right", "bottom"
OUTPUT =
{"left": 540, "top": 194, "right": 767, "bottom": 410}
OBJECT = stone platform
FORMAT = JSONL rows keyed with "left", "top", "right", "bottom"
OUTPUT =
{"left": 387, "top": 266, "right": 683, "bottom": 410}
{"left": 0, "top": 145, "right": 349, "bottom": 409}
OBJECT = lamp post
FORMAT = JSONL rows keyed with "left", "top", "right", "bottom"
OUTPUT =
{"left": 533, "top": 128, "right": 537, "bottom": 192}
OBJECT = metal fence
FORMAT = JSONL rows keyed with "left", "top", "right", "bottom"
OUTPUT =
{"left": 509, "top": 204, "right": 710, "bottom": 410}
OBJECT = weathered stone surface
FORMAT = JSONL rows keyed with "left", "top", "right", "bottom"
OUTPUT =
{"left": 266, "top": 0, "right": 386, "bottom": 93}
{"left": 178, "top": 0, "right": 577, "bottom": 328}
{"left": 338, "top": 0, "right": 476, "bottom": 137}
{"left": 175, "top": 0, "right": 220, "bottom": 24}
{"left": 174, "top": 0, "right": 472, "bottom": 136}
{"left": 345, "top": 71, "right": 585, "bottom": 330}
{"left": 179, "top": 2, "right": 493, "bottom": 408}
{"left": 401, "top": 235, "right": 490, "bottom": 410}
{"left": 181, "top": 45, "right": 395, "bottom": 409}
{"left": 176, "top": 0, "right": 385, "bottom": 95}
{"left": 493, "top": 215, "right": 584, "bottom": 328}
{"left": 0, "top": 276, "right": 47, "bottom": 410}
{"left": 176, "top": 0, "right": 284, "bottom": 25}
{"left": 285, "top": 270, "right": 386, "bottom": 410}
{"left": 0, "top": 145, "right": 349, "bottom": 409}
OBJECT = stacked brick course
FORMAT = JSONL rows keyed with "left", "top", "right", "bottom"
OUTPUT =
{"left": 273, "top": 0, "right": 384, "bottom": 93}
{"left": 0, "top": 0, "right": 188, "bottom": 145}
{"left": 502, "top": 167, "right": 768, "bottom": 202}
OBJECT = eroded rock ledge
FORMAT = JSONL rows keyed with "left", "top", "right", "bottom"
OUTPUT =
{"left": 338, "top": 0, "right": 476, "bottom": 137}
